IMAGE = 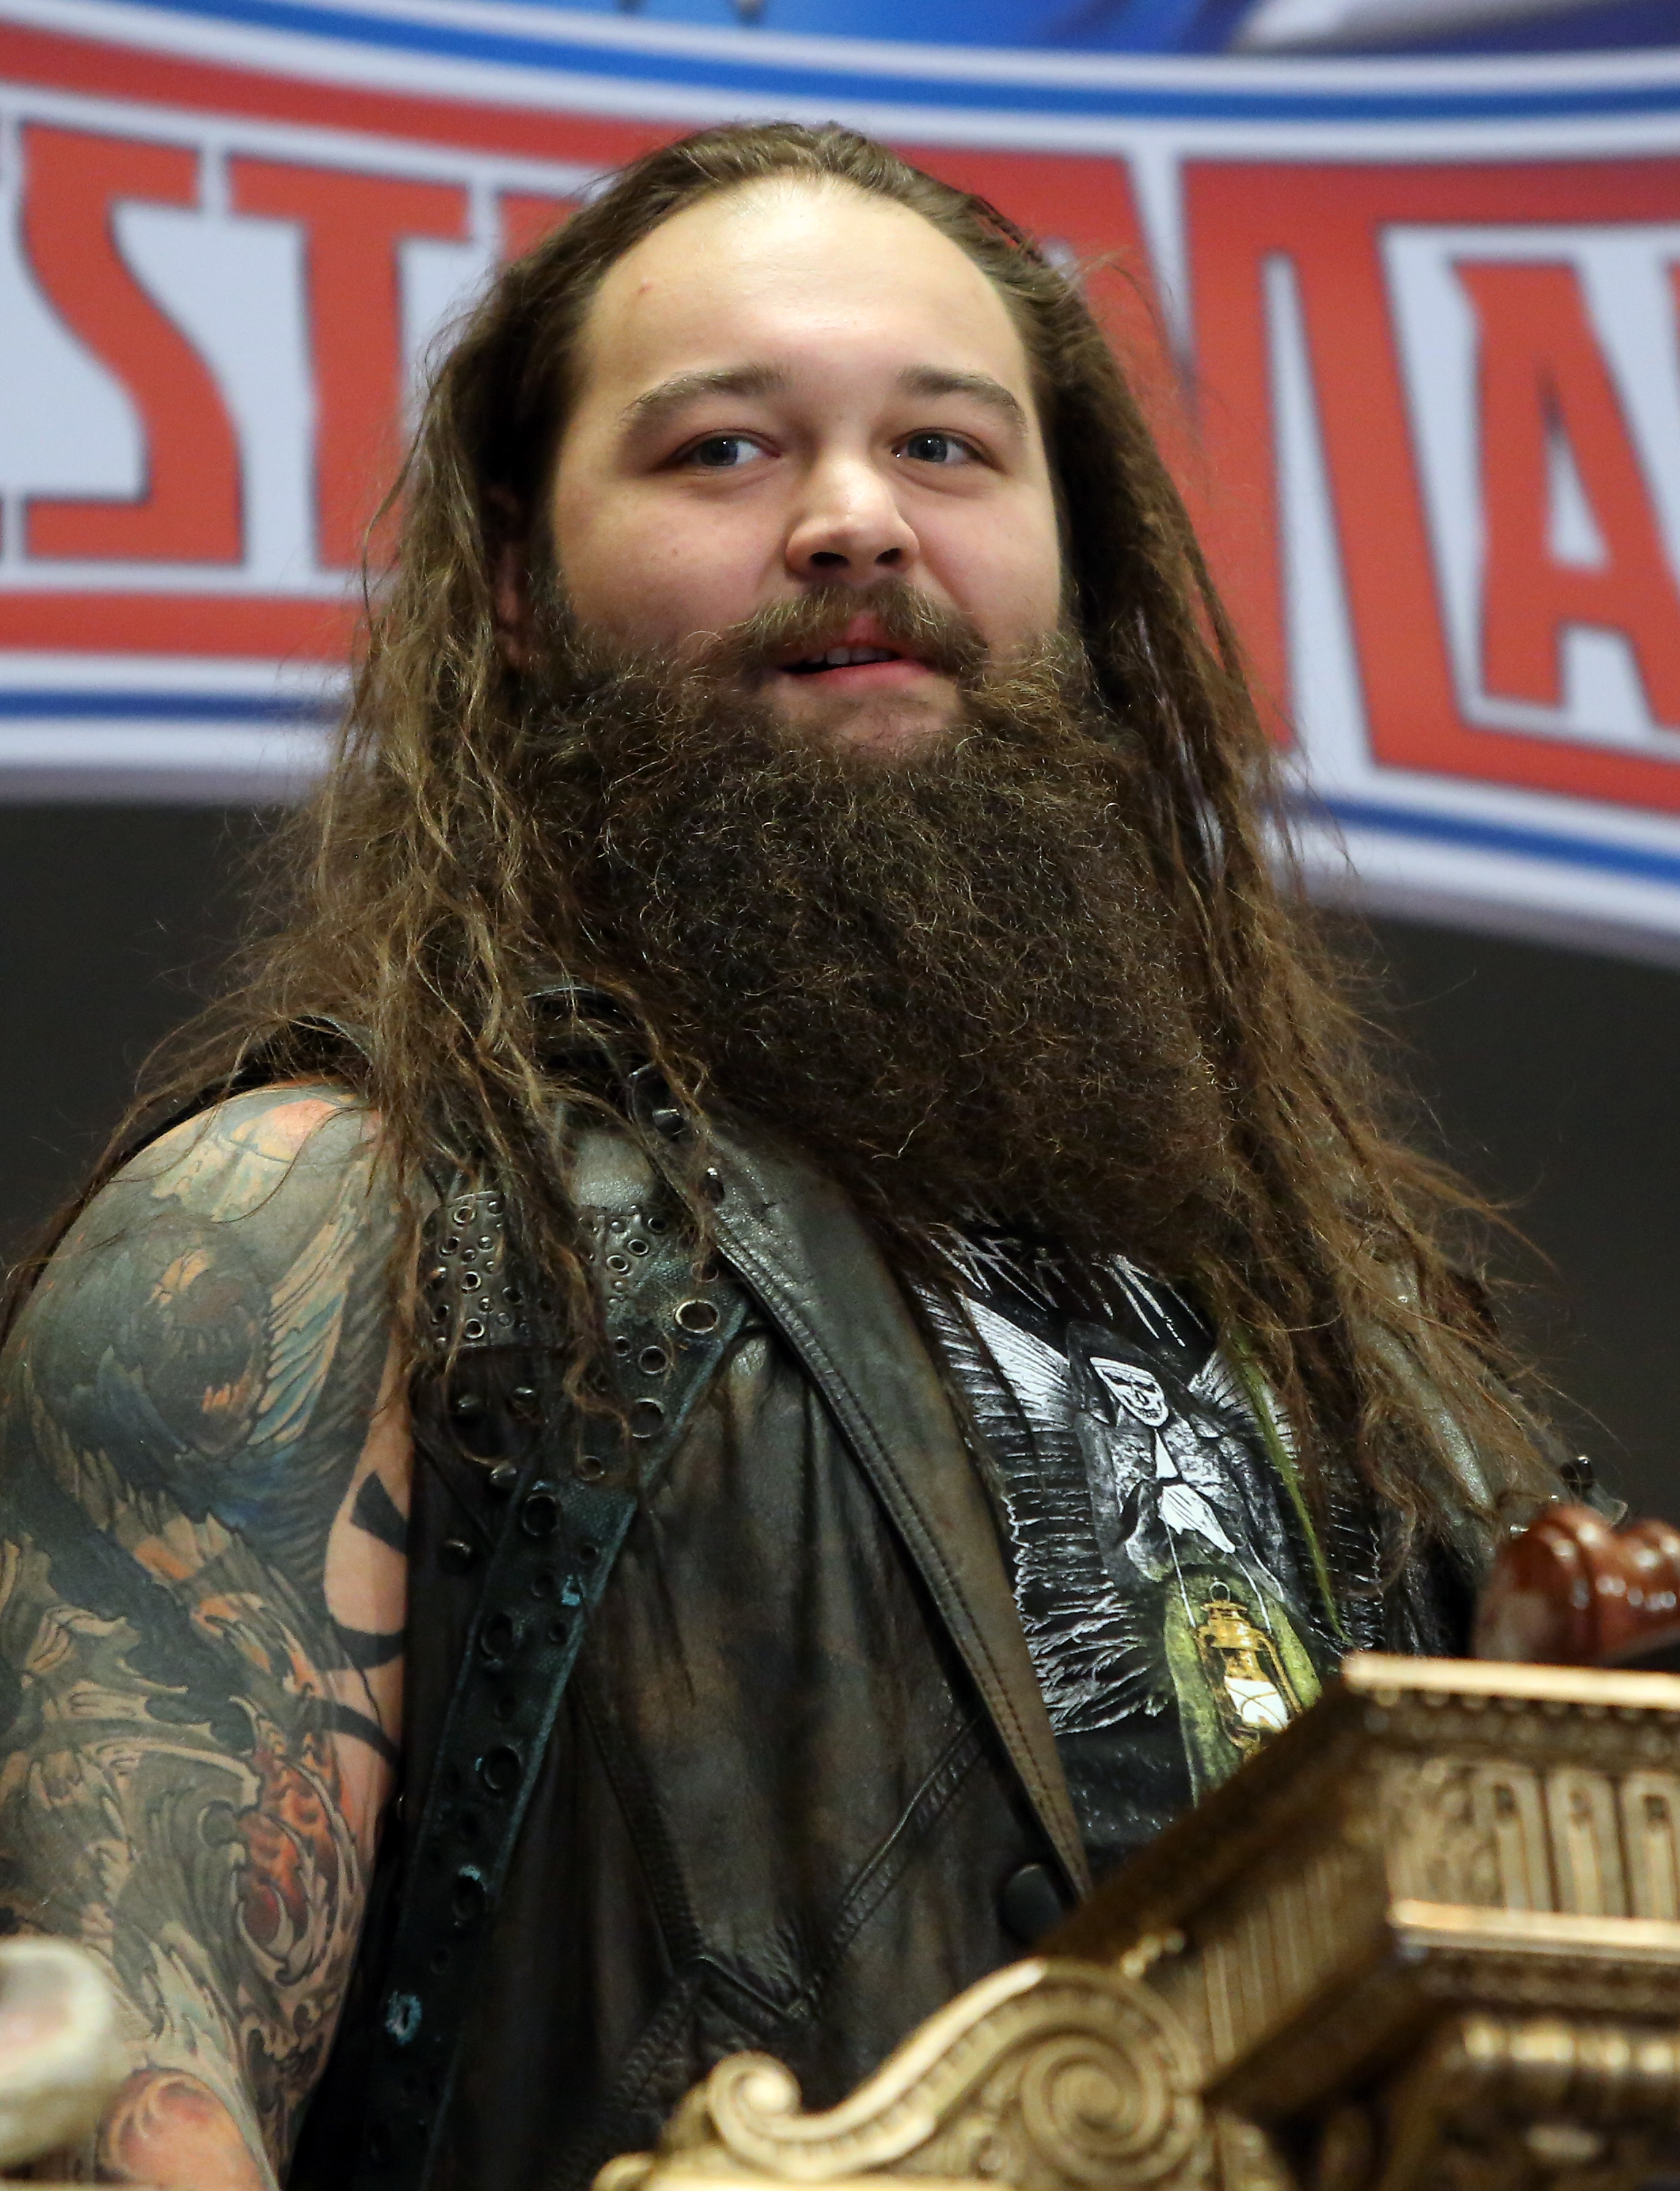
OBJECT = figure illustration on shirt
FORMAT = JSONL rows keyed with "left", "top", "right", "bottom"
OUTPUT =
{"left": 936, "top": 1248, "right": 1331, "bottom": 1803}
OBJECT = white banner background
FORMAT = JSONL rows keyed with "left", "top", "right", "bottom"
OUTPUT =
{"left": 4, "top": 0, "right": 1680, "bottom": 960}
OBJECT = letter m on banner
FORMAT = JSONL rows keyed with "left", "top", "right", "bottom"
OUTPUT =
{"left": 1188, "top": 161, "right": 1680, "bottom": 816}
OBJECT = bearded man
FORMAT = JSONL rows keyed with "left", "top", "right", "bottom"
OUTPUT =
{"left": 0, "top": 123, "right": 1587, "bottom": 2191}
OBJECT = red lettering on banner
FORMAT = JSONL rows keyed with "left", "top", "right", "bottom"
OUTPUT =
{"left": 904, "top": 143, "right": 1213, "bottom": 757}
{"left": 498, "top": 191, "right": 581, "bottom": 260}
{"left": 1186, "top": 159, "right": 1680, "bottom": 814}
{"left": 229, "top": 160, "right": 469, "bottom": 567}
{"left": 23, "top": 126, "right": 242, "bottom": 563}
{"left": 902, "top": 145, "right": 1189, "bottom": 480}
{"left": 1464, "top": 260, "right": 1680, "bottom": 726}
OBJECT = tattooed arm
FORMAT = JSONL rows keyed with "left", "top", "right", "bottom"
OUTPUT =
{"left": 0, "top": 1088, "right": 411, "bottom": 2187}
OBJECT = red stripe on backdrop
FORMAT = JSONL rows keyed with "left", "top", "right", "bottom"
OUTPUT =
{"left": 0, "top": 18, "right": 668, "bottom": 167}
{"left": 0, "top": 593, "right": 356, "bottom": 659}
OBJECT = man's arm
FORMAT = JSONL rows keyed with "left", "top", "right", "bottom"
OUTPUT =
{"left": 0, "top": 1087, "right": 410, "bottom": 2187}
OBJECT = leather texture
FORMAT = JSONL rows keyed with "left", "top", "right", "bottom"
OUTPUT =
{"left": 294, "top": 1110, "right": 1092, "bottom": 2191}
{"left": 294, "top": 1104, "right": 1488, "bottom": 2191}
{"left": 690, "top": 1123, "right": 1090, "bottom": 1898}
{"left": 348, "top": 1147, "right": 750, "bottom": 2191}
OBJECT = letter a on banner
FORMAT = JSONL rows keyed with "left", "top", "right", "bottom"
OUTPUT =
{"left": 1463, "top": 259, "right": 1680, "bottom": 730}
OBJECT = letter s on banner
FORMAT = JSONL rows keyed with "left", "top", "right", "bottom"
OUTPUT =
{"left": 228, "top": 159, "right": 468, "bottom": 569}
{"left": 22, "top": 125, "right": 242, "bottom": 563}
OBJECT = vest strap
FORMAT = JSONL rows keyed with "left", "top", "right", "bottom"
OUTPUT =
{"left": 351, "top": 1144, "right": 748, "bottom": 2191}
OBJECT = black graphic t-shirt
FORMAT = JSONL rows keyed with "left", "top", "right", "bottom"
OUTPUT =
{"left": 915, "top": 1227, "right": 1341, "bottom": 1883}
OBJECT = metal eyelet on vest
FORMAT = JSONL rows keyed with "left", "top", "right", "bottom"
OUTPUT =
{"left": 477, "top": 1745, "right": 520, "bottom": 1796}
{"left": 424, "top": 1187, "right": 534, "bottom": 1356}
{"left": 520, "top": 1488, "right": 559, "bottom": 1537}
{"left": 361, "top": 1144, "right": 752, "bottom": 2191}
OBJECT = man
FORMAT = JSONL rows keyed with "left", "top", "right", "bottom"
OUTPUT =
{"left": 0, "top": 123, "right": 1575, "bottom": 2191}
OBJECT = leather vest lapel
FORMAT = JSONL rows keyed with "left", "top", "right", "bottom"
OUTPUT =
{"left": 696, "top": 1123, "right": 1091, "bottom": 1897}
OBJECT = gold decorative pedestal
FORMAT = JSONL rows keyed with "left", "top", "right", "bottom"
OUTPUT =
{"left": 606, "top": 1655, "right": 1680, "bottom": 2191}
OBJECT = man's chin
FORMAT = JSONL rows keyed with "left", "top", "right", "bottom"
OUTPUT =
{"left": 763, "top": 680, "right": 961, "bottom": 761}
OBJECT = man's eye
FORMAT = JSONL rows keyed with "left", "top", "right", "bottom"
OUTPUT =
{"left": 901, "top": 432, "right": 976, "bottom": 466}
{"left": 680, "top": 435, "right": 765, "bottom": 470}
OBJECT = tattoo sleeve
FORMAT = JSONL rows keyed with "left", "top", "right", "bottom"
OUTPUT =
{"left": 0, "top": 1089, "right": 410, "bottom": 2187}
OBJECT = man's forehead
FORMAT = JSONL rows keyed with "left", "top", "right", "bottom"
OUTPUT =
{"left": 574, "top": 179, "right": 1036, "bottom": 413}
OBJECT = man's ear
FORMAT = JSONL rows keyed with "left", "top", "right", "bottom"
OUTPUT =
{"left": 486, "top": 490, "right": 533, "bottom": 670}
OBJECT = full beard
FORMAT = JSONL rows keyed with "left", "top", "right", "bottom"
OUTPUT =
{"left": 530, "top": 596, "right": 1230, "bottom": 1273}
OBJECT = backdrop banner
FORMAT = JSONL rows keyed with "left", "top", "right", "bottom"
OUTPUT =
{"left": 4, "top": 0, "right": 1680, "bottom": 956}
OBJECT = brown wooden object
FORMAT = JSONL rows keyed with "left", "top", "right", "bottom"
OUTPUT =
{"left": 1473, "top": 1504, "right": 1680, "bottom": 1670}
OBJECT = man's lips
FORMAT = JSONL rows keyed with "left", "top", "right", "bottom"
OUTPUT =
{"left": 772, "top": 654, "right": 938, "bottom": 692}
{"left": 768, "top": 616, "right": 940, "bottom": 689}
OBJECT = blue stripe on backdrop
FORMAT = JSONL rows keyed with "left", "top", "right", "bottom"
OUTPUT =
{"left": 0, "top": 692, "right": 340, "bottom": 724}
{"left": 1306, "top": 798, "right": 1680, "bottom": 890}
{"left": 89, "top": 0, "right": 1680, "bottom": 110}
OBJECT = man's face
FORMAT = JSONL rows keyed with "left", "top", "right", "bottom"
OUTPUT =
{"left": 546, "top": 178, "right": 1065, "bottom": 757}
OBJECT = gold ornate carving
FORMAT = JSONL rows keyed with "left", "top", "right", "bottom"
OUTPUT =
{"left": 1373, "top": 2012, "right": 1680, "bottom": 2191}
{"left": 1149, "top": 1829, "right": 1381, "bottom": 2089}
{"left": 599, "top": 1958, "right": 1207, "bottom": 2191}
{"left": 597, "top": 1658, "right": 1680, "bottom": 2191}
{"left": 1616, "top": 1772, "right": 1680, "bottom": 1919}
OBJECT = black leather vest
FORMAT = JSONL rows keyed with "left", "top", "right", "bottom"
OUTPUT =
{"left": 294, "top": 1117, "right": 1091, "bottom": 2191}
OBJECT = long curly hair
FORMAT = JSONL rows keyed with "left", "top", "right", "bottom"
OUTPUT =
{"left": 18, "top": 121, "right": 1562, "bottom": 1557}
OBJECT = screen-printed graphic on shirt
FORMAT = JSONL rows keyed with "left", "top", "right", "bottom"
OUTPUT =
{"left": 915, "top": 1229, "right": 1340, "bottom": 1878}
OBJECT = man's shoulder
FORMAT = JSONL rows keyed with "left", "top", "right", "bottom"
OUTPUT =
{"left": 65, "top": 1080, "right": 382, "bottom": 1258}
{"left": 7, "top": 1082, "right": 399, "bottom": 1437}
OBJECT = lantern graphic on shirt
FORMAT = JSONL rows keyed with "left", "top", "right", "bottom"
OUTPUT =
{"left": 1192, "top": 1591, "right": 1302, "bottom": 1754}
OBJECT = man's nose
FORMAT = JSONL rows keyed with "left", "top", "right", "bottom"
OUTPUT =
{"left": 784, "top": 456, "right": 920, "bottom": 584}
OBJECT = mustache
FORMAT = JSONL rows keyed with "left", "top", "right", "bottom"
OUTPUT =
{"left": 693, "top": 579, "right": 988, "bottom": 684}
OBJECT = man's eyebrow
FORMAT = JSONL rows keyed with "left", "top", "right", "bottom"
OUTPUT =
{"left": 898, "top": 366, "right": 1027, "bottom": 432}
{"left": 620, "top": 364, "right": 790, "bottom": 435}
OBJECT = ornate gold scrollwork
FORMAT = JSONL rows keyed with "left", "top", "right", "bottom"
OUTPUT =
{"left": 1370, "top": 2012, "right": 1680, "bottom": 2191}
{"left": 599, "top": 1957, "right": 1208, "bottom": 2191}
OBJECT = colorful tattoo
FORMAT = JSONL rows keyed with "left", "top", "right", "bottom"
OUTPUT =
{"left": 0, "top": 1089, "right": 408, "bottom": 2185}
